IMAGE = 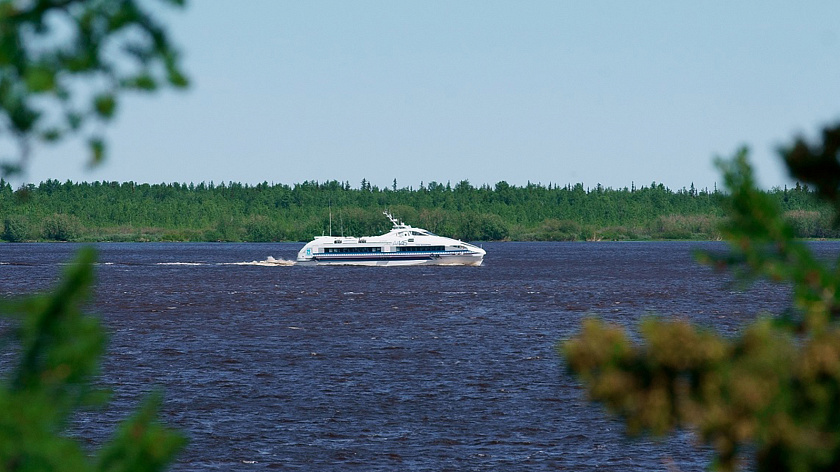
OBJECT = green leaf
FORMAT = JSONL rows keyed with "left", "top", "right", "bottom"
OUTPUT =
{"left": 41, "top": 128, "right": 63, "bottom": 142}
{"left": 167, "top": 68, "right": 189, "bottom": 88}
{"left": 124, "top": 75, "right": 157, "bottom": 91}
{"left": 88, "top": 137, "right": 106, "bottom": 166}
{"left": 24, "top": 66, "right": 56, "bottom": 92}
{"left": 0, "top": 162, "right": 22, "bottom": 176}
{"left": 8, "top": 103, "right": 40, "bottom": 133}
{"left": 95, "top": 391, "right": 187, "bottom": 472}
{"left": 93, "top": 94, "right": 117, "bottom": 119}
{"left": 10, "top": 247, "right": 101, "bottom": 398}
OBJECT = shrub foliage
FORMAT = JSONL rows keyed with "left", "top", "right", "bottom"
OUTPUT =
{"left": 563, "top": 125, "right": 840, "bottom": 472}
{"left": 0, "top": 249, "right": 186, "bottom": 471}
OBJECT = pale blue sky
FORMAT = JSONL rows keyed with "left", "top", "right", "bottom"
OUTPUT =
{"left": 21, "top": 1, "right": 840, "bottom": 190}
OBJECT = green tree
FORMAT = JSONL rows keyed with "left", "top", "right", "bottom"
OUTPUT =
{"left": 563, "top": 124, "right": 840, "bottom": 472}
{"left": 0, "top": 0, "right": 188, "bottom": 469}
{"left": 2, "top": 214, "right": 31, "bottom": 241}
{"left": 0, "top": 177, "right": 824, "bottom": 242}
{"left": 0, "top": 0, "right": 188, "bottom": 175}
{"left": 0, "top": 249, "right": 185, "bottom": 471}
{"left": 41, "top": 213, "right": 83, "bottom": 241}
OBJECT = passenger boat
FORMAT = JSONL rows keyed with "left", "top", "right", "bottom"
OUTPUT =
{"left": 296, "top": 212, "right": 486, "bottom": 266}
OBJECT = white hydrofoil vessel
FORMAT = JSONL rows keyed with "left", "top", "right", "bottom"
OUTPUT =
{"left": 296, "top": 212, "right": 486, "bottom": 266}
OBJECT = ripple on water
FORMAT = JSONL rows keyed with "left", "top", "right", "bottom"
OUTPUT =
{"left": 0, "top": 241, "right": 806, "bottom": 471}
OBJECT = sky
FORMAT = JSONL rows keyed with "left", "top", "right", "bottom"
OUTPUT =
{"left": 17, "top": 1, "right": 840, "bottom": 191}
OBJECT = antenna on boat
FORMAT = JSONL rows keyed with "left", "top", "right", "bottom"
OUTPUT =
{"left": 329, "top": 200, "right": 333, "bottom": 237}
{"left": 384, "top": 210, "right": 398, "bottom": 227}
{"left": 383, "top": 210, "right": 406, "bottom": 229}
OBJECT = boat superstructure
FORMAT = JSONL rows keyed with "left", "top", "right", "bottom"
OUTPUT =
{"left": 296, "top": 212, "right": 486, "bottom": 266}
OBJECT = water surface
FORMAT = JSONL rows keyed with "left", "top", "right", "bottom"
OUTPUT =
{"left": 0, "top": 241, "right": 810, "bottom": 471}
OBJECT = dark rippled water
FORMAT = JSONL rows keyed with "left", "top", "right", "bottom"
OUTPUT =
{"left": 1, "top": 241, "right": 819, "bottom": 471}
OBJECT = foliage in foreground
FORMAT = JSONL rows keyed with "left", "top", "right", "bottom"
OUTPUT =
{"left": 0, "top": 0, "right": 188, "bottom": 470}
{"left": 563, "top": 123, "right": 840, "bottom": 471}
{"left": 0, "top": 248, "right": 185, "bottom": 471}
{"left": 0, "top": 0, "right": 188, "bottom": 175}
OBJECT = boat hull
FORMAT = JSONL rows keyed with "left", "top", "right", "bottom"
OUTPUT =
{"left": 297, "top": 253, "right": 484, "bottom": 267}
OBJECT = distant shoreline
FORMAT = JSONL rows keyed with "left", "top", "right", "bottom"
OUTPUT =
{"left": 6, "top": 238, "right": 837, "bottom": 244}
{"left": 2, "top": 180, "right": 833, "bottom": 243}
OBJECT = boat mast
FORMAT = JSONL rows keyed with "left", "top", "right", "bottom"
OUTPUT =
{"left": 383, "top": 210, "right": 405, "bottom": 228}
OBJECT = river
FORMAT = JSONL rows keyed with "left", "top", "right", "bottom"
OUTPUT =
{"left": 1, "top": 241, "right": 812, "bottom": 471}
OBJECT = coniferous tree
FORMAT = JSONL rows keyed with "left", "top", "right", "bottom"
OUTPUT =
{"left": 564, "top": 124, "right": 840, "bottom": 472}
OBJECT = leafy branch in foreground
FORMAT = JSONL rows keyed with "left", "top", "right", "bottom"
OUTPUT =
{"left": 0, "top": 0, "right": 189, "bottom": 175}
{"left": 563, "top": 123, "right": 840, "bottom": 472}
{"left": 0, "top": 248, "right": 185, "bottom": 471}
{"left": 0, "top": 1, "right": 188, "bottom": 470}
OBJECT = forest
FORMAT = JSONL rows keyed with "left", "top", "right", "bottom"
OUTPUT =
{"left": 0, "top": 178, "right": 833, "bottom": 242}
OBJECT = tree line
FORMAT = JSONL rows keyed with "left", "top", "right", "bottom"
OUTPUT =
{"left": 0, "top": 178, "right": 832, "bottom": 242}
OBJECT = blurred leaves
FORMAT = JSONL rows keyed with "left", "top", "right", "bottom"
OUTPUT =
{"left": 0, "top": 248, "right": 185, "bottom": 471}
{"left": 0, "top": 3, "right": 187, "bottom": 471}
{"left": 96, "top": 392, "right": 186, "bottom": 472}
{"left": 563, "top": 122, "right": 840, "bottom": 471}
{"left": 0, "top": 0, "right": 189, "bottom": 175}
{"left": 94, "top": 94, "right": 116, "bottom": 119}
{"left": 781, "top": 125, "right": 840, "bottom": 211}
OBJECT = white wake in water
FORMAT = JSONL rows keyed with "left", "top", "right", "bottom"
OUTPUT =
{"left": 155, "top": 256, "right": 295, "bottom": 267}
{"left": 228, "top": 256, "right": 296, "bottom": 267}
{"left": 156, "top": 262, "right": 206, "bottom": 266}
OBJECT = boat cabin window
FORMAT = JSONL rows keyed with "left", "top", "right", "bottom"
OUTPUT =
{"left": 397, "top": 246, "right": 445, "bottom": 252}
{"left": 323, "top": 246, "right": 382, "bottom": 253}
